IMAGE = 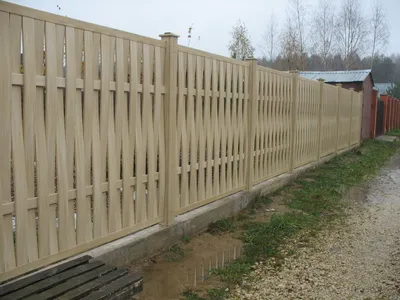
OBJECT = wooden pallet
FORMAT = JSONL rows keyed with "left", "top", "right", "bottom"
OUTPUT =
{"left": 0, "top": 256, "right": 143, "bottom": 300}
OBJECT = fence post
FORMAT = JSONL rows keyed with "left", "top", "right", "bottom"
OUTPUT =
{"left": 348, "top": 88, "right": 354, "bottom": 147}
{"left": 317, "top": 79, "right": 324, "bottom": 161}
{"left": 245, "top": 58, "right": 257, "bottom": 191}
{"left": 335, "top": 84, "right": 342, "bottom": 154}
{"left": 159, "top": 32, "right": 179, "bottom": 226}
{"left": 289, "top": 70, "right": 298, "bottom": 173}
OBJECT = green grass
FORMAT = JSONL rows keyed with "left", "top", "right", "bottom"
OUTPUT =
{"left": 387, "top": 128, "right": 400, "bottom": 136}
{"left": 182, "top": 140, "right": 399, "bottom": 299}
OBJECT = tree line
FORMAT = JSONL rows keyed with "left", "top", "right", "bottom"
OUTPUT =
{"left": 228, "top": 0, "right": 398, "bottom": 84}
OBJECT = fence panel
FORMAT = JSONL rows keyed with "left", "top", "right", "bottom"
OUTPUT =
{"left": 294, "top": 78, "right": 320, "bottom": 167}
{"left": 253, "top": 67, "right": 292, "bottom": 183}
{"left": 173, "top": 46, "right": 249, "bottom": 215}
{"left": 0, "top": 1, "right": 365, "bottom": 282}
{"left": 320, "top": 84, "right": 339, "bottom": 157}
{"left": 338, "top": 88, "right": 352, "bottom": 149}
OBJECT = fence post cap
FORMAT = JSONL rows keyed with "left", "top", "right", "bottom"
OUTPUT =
{"left": 317, "top": 78, "right": 325, "bottom": 82}
{"left": 289, "top": 70, "right": 299, "bottom": 74}
{"left": 159, "top": 32, "right": 179, "bottom": 38}
{"left": 245, "top": 57, "right": 258, "bottom": 61}
{"left": 349, "top": 88, "right": 355, "bottom": 91}
{"left": 336, "top": 83, "right": 342, "bottom": 87}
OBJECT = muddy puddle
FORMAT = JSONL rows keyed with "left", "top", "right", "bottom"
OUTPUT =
{"left": 131, "top": 200, "right": 291, "bottom": 300}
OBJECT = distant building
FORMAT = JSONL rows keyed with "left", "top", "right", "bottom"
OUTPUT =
{"left": 299, "top": 70, "right": 374, "bottom": 140}
{"left": 375, "top": 83, "right": 394, "bottom": 97}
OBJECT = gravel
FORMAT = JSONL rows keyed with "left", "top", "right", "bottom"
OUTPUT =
{"left": 229, "top": 154, "right": 400, "bottom": 300}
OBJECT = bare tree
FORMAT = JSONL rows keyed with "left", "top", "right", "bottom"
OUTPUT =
{"left": 336, "top": 0, "right": 368, "bottom": 70}
{"left": 287, "top": 0, "right": 308, "bottom": 70}
{"left": 262, "top": 12, "right": 279, "bottom": 65}
{"left": 370, "top": 1, "right": 389, "bottom": 68}
{"left": 312, "top": 0, "right": 336, "bottom": 70}
{"left": 280, "top": 16, "right": 301, "bottom": 70}
{"left": 228, "top": 20, "right": 255, "bottom": 60}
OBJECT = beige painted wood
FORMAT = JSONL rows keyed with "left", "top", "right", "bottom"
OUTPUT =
{"left": 143, "top": 44, "right": 157, "bottom": 220}
{"left": 160, "top": 33, "right": 179, "bottom": 225}
{"left": 178, "top": 51, "right": 189, "bottom": 208}
{"left": 219, "top": 61, "right": 227, "bottom": 193}
{"left": 21, "top": 16, "right": 39, "bottom": 262}
{"left": 0, "top": 11, "right": 16, "bottom": 271}
{"left": 238, "top": 66, "right": 245, "bottom": 186}
{"left": 246, "top": 59, "right": 257, "bottom": 191}
{"left": 348, "top": 89, "right": 354, "bottom": 146}
{"left": 204, "top": 58, "right": 213, "bottom": 198}
{"left": 212, "top": 59, "right": 220, "bottom": 196}
{"left": 10, "top": 14, "right": 29, "bottom": 267}
{"left": 196, "top": 55, "right": 206, "bottom": 204}
{"left": 44, "top": 21, "right": 58, "bottom": 255}
{"left": 154, "top": 46, "right": 165, "bottom": 218}
{"left": 231, "top": 64, "right": 239, "bottom": 189}
{"left": 289, "top": 71, "right": 298, "bottom": 173}
{"left": 188, "top": 54, "right": 198, "bottom": 204}
{"left": 225, "top": 63, "right": 233, "bottom": 192}
{"left": 34, "top": 19, "right": 50, "bottom": 259}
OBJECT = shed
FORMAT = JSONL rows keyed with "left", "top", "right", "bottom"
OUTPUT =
{"left": 299, "top": 70, "right": 374, "bottom": 140}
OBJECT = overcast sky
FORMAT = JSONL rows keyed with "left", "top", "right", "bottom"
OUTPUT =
{"left": 5, "top": 0, "right": 400, "bottom": 58}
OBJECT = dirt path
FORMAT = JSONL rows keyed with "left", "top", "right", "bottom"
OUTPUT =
{"left": 229, "top": 154, "right": 400, "bottom": 300}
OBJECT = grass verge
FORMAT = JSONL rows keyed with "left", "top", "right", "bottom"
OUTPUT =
{"left": 182, "top": 140, "right": 399, "bottom": 299}
{"left": 387, "top": 128, "right": 400, "bottom": 136}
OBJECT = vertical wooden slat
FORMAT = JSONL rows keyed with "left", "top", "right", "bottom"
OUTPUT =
{"left": 178, "top": 51, "right": 188, "bottom": 208}
{"left": 231, "top": 65, "right": 238, "bottom": 188}
{"left": 99, "top": 34, "right": 111, "bottom": 235}
{"left": 11, "top": 14, "right": 28, "bottom": 266}
{"left": 219, "top": 61, "right": 226, "bottom": 193}
{"left": 238, "top": 66, "right": 245, "bottom": 186}
{"left": 212, "top": 59, "right": 220, "bottom": 195}
{"left": 45, "top": 22, "right": 58, "bottom": 254}
{"left": 225, "top": 63, "right": 232, "bottom": 192}
{"left": 107, "top": 37, "right": 120, "bottom": 232}
{"left": 142, "top": 44, "right": 157, "bottom": 219}
{"left": 0, "top": 11, "right": 16, "bottom": 271}
{"left": 259, "top": 71, "right": 266, "bottom": 179}
{"left": 204, "top": 58, "right": 212, "bottom": 198}
{"left": 22, "top": 16, "right": 39, "bottom": 262}
{"left": 196, "top": 56, "right": 205, "bottom": 203}
{"left": 246, "top": 59, "right": 256, "bottom": 190}
{"left": 188, "top": 54, "right": 198, "bottom": 204}
{"left": 243, "top": 66, "right": 249, "bottom": 183}
{"left": 91, "top": 32, "right": 104, "bottom": 238}
{"left": 34, "top": 19, "right": 50, "bottom": 259}
{"left": 154, "top": 46, "right": 165, "bottom": 218}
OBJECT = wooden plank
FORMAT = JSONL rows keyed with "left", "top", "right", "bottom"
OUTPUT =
{"left": 45, "top": 21, "right": 59, "bottom": 255}
{"left": 218, "top": 61, "right": 226, "bottom": 193}
{"left": 187, "top": 54, "right": 198, "bottom": 204}
{"left": 130, "top": 42, "right": 144, "bottom": 224}
{"left": 143, "top": 44, "right": 157, "bottom": 219}
{"left": 196, "top": 56, "right": 205, "bottom": 203}
{"left": 238, "top": 66, "right": 246, "bottom": 186}
{"left": 259, "top": 71, "right": 265, "bottom": 179}
{"left": 91, "top": 32, "right": 104, "bottom": 238}
{"left": 80, "top": 272, "right": 142, "bottom": 300}
{"left": 99, "top": 34, "right": 111, "bottom": 235}
{"left": 25, "top": 265, "right": 114, "bottom": 300}
{"left": 204, "top": 58, "right": 213, "bottom": 198}
{"left": 107, "top": 37, "right": 120, "bottom": 233}
{"left": 177, "top": 51, "right": 188, "bottom": 208}
{"left": 22, "top": 16, "right": 39, "bottom": 263}
{"left": 114, "top": 38, "right": 124, "bottom": 185}
{"left": 34, "top": 19, "right": 50, "bottom": 259}
{"left": 0, "top": 11, "right": 15, "bottom": 272}
{"left": 212, "top": 59, "right": 220, "bottom": 196}
{"left": 225, "top": 63, "right": 233, "bottom": 191}
{"left": 231, "top": 64, "right": 239, "bottom": 188}
{"left": 58, "top": 269, "right": 128, "bottom": 300}
{"left": 0, "top": 256, "right": 91, "bottom": 297}
{"left": 10, "top": 14, "right": 28, "bottom": 267}
{"left": 153, "top": 46, "right": 165, "bottom": 218}
{"left": 2, "top": 261, "right": 104, "bottom": 300}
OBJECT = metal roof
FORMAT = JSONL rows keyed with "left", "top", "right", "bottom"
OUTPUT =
{"left": 299, "top": 69, "right": 372, "bottom": 83}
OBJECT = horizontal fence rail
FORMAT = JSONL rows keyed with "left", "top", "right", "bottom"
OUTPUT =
{"left": 0, "top": 1, "right": 362, "bottom": 282}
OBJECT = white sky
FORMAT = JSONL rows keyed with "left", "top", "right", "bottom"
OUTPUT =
{"left": 5, "top": 0, "right": 400, "bottom": 58}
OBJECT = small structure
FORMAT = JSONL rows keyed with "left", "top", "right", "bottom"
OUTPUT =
{"left": 375, "top": 83, "right": 394, "bottom": 97}
{"left": 299, "top": 70, "right": 375, "bottom": 140}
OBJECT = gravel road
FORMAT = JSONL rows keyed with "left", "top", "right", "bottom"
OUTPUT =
{"left": 229, "top": 153, "right": 400, "bottom": 300}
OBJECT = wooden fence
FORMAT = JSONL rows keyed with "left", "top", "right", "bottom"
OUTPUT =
{"left": 0, "top": 1, "right": 363, "bottom": 282}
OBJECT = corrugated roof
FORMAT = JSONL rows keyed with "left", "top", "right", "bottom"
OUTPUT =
{"left": 299, "top": 70, "right": 372, "bottom": 83}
